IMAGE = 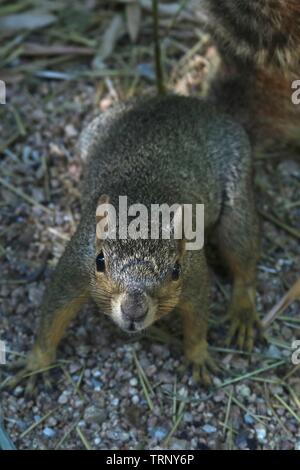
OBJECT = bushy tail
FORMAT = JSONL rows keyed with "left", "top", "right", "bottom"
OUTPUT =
{"left": 204, "top": 0, "right": 300, "bottom": 152}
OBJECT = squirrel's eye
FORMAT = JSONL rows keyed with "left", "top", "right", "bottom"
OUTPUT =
{"left": 172, "top": 261, "right": 181, "bottom": 281}
{"left": 96, "top": 251, "right": 105, "bottom": 273}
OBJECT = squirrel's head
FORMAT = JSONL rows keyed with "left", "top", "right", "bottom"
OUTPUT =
{"left": 90, "top": 196, "right": 185, "bottom": 333}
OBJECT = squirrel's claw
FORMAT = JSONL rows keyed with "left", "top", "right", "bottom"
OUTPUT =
{"left": 1, "top": 366, "right": 54, "bottom": 397}
{"left": 192, "top": 354, "right": 219, "bottom": 386}
{"left": 225, "top": 307, "right": 263, "bottom": 352}
{"left": 0, "top": 349, "right": 57, "bottom": 396}
{"left": 0, "top": 358, "right": 26, "bottom": 389}
{"left": 184, "top": 340, "right": 219, "bottom": 387}
{"left": 1, "top": 364, "right": 38, "bottom": 397}
{"left": 42, "top": 371, "right": 53, "bottom": 391}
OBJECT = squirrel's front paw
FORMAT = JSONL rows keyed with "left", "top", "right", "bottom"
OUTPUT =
{"left": 225, "top": 305, "right": 263, "bottom": 352}
{"left": 184, "top": 340, "right": 219, "bottom": 386}
{"left": 0, "top": 347, "right": 56, "bottom": 396}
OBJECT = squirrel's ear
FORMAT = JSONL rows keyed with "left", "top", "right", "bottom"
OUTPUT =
{"left": 96, "top": 194, "right": 113, "bottom": 245}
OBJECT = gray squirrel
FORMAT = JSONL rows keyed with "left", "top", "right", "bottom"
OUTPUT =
{"left": 4, "top": 95, "right": 260, "bottom": 393}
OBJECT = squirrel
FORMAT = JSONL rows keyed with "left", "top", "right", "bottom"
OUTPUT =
{"left": 4, "top": 95, "right": 260, "bottom": 393}
{"left": 203, "top": 0, "right": 300, "bottom": 151}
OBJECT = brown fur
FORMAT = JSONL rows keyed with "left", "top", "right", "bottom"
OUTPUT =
{"left": 205, "top": 0, "right": 300, "bottom": 151}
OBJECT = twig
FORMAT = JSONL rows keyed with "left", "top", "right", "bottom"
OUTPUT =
{"left": 262, "top": 278, "right": 300, "bottom": 329}
{"left": 9, "top": 105, "right": 26, "bottom": 136}
{"left": 163, "top": 398, "right": 185, "bottom": 446}
{"left": 223, "top": 387, "right": 233, "bottom": 437}
{"left": 20, "top": 407, "right": 59, "bottom": 439}
{"left": 133, "top": 351, "right": 154, "bottom": 411}
{"left": 152, "top": 0, "right": 165, "bottom": 95}
{"left": 0, "top": 176, "right": 53, "bottom": 215}
{"left": 218, "top": 360, "right": 286, "bottom": 388}
{"left": 55, "top": 421, "right": 78, "bottom": 449}
{"left": 264, "top": 384, "right": 292, "bottom": 437}
{"left": 259, "top": 210, "right": 300, "bottom": 240}
{"left": 274, "top": 393, "right": 300, "bottom": 425}
{"left": 0, "top": 131, "right": 20, "bottom": 153}
{"left": 172, "top": 377, "right": 177, "bottom": 425}
{"left": 224, "top": 390, "right": 267, "bottom": 425}
{"left": 76, "top": 426, "right": 93, "bottom": 450}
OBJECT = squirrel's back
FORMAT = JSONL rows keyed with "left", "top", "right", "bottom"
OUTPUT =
{"left": 80, "top": 95, "right": 250, "bottom": 224}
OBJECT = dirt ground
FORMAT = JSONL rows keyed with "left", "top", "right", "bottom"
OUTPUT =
{"left": 0, "top": 0, "right": 300, "bottom": 450}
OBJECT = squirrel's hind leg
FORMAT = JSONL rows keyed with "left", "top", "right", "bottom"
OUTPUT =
{"left": 216, "top": 179, "right": 262, "bottom": 352}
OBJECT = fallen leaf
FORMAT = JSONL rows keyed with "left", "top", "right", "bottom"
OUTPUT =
{"left": 96, "top": 14, "right": 125, "bottom": 63}
{"left": 126, "top": 2, "right": 142, "bottom": 42}
{"left": 0, "top": 10, "right": 56, "bottom": 31}
{"left": 139, "top": 0, "right": 179, "bottom": 16}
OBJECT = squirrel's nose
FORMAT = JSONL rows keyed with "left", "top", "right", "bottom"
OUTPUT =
{"left": 121, "top": 292, "right": 149, "bottom": 321}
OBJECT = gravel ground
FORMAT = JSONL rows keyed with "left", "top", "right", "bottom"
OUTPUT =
{"left": 1, "top": 1, "right": 300, "bottom": 451}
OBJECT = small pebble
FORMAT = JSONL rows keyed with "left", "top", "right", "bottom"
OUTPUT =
{"left": 235, "top": 433, "right": 248, "bottom": 450}
{"left": 183, "top": 412, "right": 193, "bottom": 423}
{"left": 169, "top": 438, "right": 188, "bottom": 450}
{"left": 244, "top": 413, "right": 255, "bottom": 425}
{"left": 131, "top": 395, "right": 139, "bottom": 405}
{"left": 14, "top": 386, "right": 24, "bottom": 397}
{"left": 74, "top": 399, "right": 84, "bottom": 408}
{"left": 43, "top": 427, "right": 56, "bottom": 438}
{"left": 137, "top": 63, "right": 156, "bottom": 81}
{"left": 265, "top": 345, "right": 282, "bottom": 359}
{"left": 255, "top": 424, "right": 267, "bottom": 442}
{"left": 47, "top": 417, "right": 57, "bottom": 427}
{"left": 84, "top": 406, "right": 107, "bottom": 424}
{"left": 149, "top": 426, "right": 168, "bottom": 441}
{"left": 202, "top": 424, "right": 217, "bottom": 434}
{"left": 106, "top": 430, "right": 129, "bottom": 442}
{"left": 65, "top": 124, "right": 78, "bottom": 138}
{"left": 269, "top": 384, "right": 284, "bottom": 395}
{"left": 92, "top": 379, "right": 103, "bottom": 391}
{"left": 212, "top": 377, "right": 222, "bottom": 387}
{"left": 92, "top": 369, "right": 102, "bottom": 378}
{"left": 236, "top": 384, "right": 251, "bottom": 398}
{"left": 58, "top": 392, "right": 69, "bottom": 405}
{"left": 69, "top": 363, "right": 81, "bottom": 374}
{"left": 129, "top": 378, "right": 138, "bottom": 387}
